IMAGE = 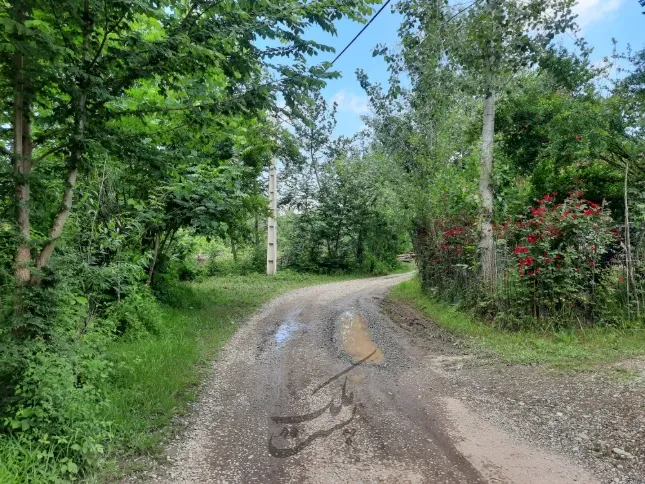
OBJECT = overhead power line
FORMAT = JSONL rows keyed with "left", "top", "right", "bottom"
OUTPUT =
{"left": 113, "top": 0, "right": 396, "bottom": 117}
{"left": 330, "top": 0, "right": 394, "bottom": 66}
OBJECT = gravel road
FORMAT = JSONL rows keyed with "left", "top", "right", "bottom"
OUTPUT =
{"left": 146, "top": 274, "right": 599, "bottom": 483}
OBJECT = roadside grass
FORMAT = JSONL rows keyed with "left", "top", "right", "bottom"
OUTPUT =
{"left": 390, "top": 277, "right": 645, "bottom": 370}
{"left": 0, "top": 437, "right": 61, "bottom": 484}
{"left": 389, "top": 261, "right": 416, "bottom": 274}
{"left": 93, "top": 270, "right": 364, "bottom": 480}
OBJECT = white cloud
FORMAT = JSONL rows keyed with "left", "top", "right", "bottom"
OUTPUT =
{"left": 330, "top": 90, "right": 370, "bottom": 115}
{"left": 573, "top": 0, "right": 622, "bottom": 28}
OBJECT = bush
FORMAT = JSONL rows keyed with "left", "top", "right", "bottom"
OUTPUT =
{"left": 414, "top": 212, "right": 479, "bottom": 303}
{"left": 3, "top": 345, "right": 112, "bottom": 479}
{"left": 415, "top": 191, "right": 626, "bottom": 330}
{"left": 500, "top": 191, "right": 617, "bottom": 328}
{"left": 104, "top": 287, "right": 162, "bottom": 339}
{"left": 1, "top": 284, "right": 114, "bottom": 482}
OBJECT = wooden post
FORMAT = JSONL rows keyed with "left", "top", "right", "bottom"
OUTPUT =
{"left": 267, "top": 159, "right": 277, "bottom": 275}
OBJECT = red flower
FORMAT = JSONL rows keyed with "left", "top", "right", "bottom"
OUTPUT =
{"left": 530, "top": 206, "right": 547, "bottom": 217}
{"left": 572, "top": 215, "right": 578, "bottom": 220}
{"left": 514, "top": 245, "right": 529, "bottom": 254}
{"left": 583, "top": 208, "right": 594, "bottom": 216}
{"left": 527, "top": 234, "right": 539, "bottom": 244}
{"left": 619, "top": 276, "right": 625, "bottom": 282}
{"left": 589, "top": 261, "right": 595, "bottom": 268}
{"left": 591, "top": 246, "right": 596, "bottom": 252}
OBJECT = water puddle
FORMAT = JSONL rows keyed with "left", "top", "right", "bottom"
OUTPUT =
{"left": 339, "top": 312, "right": 384, "bottom": 363}
{"left": 275, "top": 321, "right": 299, "bottom": 347}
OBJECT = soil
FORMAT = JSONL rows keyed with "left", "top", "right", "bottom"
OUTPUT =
{"left": 383, "top": 298, "right": 645, "bottom": 484}
{"left": 125, "top": 274, "right": 643, "bottom": 483}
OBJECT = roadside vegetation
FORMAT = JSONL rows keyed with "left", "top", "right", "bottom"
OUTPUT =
{"left": 359, "top": 0, "right": 645, "bottom": 341}
{"left": 0, "top": 270, "right": 367, "bottom": 483}
{"left": 0, "top": 1, "right": 408, "bottom": 482}
{"left": 391, "top": 277, "right": 645, "bottom": 370}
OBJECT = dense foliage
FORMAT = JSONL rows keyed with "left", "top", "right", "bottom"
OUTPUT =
{"left": 359, "top": 0, "right": 645, "bottom": 330}
{"left": 279, "top": 95, "right": 412, "bottom": 273}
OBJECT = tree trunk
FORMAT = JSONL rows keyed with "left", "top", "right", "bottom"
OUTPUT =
{"left": 479, "top": 53, "right": 496, "bottom": 290}
{"left": 356, "top": 228, "right": 365, "bottom": 265}
{"left": 147, "top": 232, "right": 160, "bottom": 285}
{"left": 36, "top": 1, "right": 91, "bottom": 273}
{"left": 13, "top": 4, "right": 31, "bottom": 285}
{"left": 231, "top": 235, "right": 238, "bottom": 264}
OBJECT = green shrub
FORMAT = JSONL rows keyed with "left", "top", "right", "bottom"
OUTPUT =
{"left": 500, "top": 191, "right": 617, "bottom": 328}
{"left": 0, "top": 283, "right": 114, "bottom": 482}
{"left": 104, "top": 287, "right": 162, "bottom": 339}
{"left": 3, "top": 345, "right": 112, "bottom": 476}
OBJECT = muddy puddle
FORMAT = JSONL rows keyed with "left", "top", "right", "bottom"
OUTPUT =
{"left": 339, "top": 312, "right": 384, "bottom": 363}
{"left": 275, "top": 321, "right": 299, "bottom": 347}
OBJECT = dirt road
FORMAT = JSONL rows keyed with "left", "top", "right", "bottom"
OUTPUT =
{"left": 152, "top": 274, "right": 598, "bottom": 483}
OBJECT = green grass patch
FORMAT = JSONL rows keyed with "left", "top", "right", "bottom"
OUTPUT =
{"left": 0, "top": 436, "right": 62, "bottom": 484}
{"left": 390, "top": 277, "right": 645, "bottom": 370}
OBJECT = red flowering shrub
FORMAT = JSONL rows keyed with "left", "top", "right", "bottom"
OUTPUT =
{"left": 502, "top": 191, "right": 617, "bottom": 327}
{"left": 414, "top": 214, "right": 478, "bottom": 301}
{"left": 415, "top": 192, "right": 623, "bottom": 329}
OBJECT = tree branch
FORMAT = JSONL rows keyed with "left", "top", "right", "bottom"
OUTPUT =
{"left": 33, "top": 145, "right": 66, "bottom": 163}
{"left": 88, "top": 9, "right": 128, "bottom": 72}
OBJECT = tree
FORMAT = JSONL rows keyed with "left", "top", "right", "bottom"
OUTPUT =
{"left": 383, "top": 0, "right": 576, "bottom": 289}
{"left": 0, "top": 0, "right": 380, "bottom": 290}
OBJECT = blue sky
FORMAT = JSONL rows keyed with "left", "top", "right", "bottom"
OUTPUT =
{"left": 305, "top": 0, "right": 645, "bottom": 138}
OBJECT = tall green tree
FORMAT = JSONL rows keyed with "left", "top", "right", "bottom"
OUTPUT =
{"left": 1, "top": 0, "right": 379, "bottom": 288}
{"left": 379, "top": 0, "right": 576, "bottom": 288}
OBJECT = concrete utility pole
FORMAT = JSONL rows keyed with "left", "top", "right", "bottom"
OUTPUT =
{"left": 266, "top": 159, "right": 277, "bottom": 275}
